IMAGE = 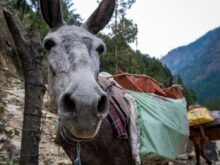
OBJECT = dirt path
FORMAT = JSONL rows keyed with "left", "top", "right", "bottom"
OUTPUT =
{"left": 0, "top": 83, "right": 72, "bottom": 165}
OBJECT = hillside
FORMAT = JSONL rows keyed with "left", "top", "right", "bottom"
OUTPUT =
{"left": 161, "top": 26, "right": 220, "bottom": 103}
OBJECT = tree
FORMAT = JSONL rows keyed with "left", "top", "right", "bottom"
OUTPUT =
{"left": 9, "top": 0, "right": 82, "bottom": 36}
{"left": 113, "top": 18, "right": 138, "bottom": 45}
{"left": 62, "top": 0, "right": 82, "bottom": 25}
{"left": 99, "top": 32, "right": 174, "bottom": 89}
{"left": 4, "top": 10, "right": 45, "bottom": 165}
{"left": 204, "top": 99, "right": 220, "bottom": 110}
{"left": 183, "top": 88, "right": 197, "bottom": 107}
{"left": 101, "top": 0, "right": 137, "bottom": 71}
{"left": 173, "top": 74, "right": 197, "bottom": 107}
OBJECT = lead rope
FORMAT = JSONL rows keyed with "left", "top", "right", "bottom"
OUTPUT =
{"left": 58, "top": 122, "right": 82, "bottom": 165}
{"left": 73, "top": 79, "right": 113, "bottom": 165}
{"left": 74, "top": 142, "right": 81, "bottom": 165}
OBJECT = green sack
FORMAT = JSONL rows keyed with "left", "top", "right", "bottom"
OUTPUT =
{"left": 128, "top": 91, "right": 189, "bottom": 161}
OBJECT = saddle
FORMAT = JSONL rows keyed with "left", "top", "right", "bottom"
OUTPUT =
{"left": 106, "top": 72, "right": 189, "bottom": 162}
{"left": 98, "top": 75, "right": 130, "bottom": 139}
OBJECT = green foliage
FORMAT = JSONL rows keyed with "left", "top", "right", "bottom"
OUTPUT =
{"left": 5, "top": 0, "right": 48, "bottom": 35}
{"left": 23, "top": 12, "right": 48, "bottom": 36}
{"left": 183, "top": 88, "right": 197, "bottom": 107}
{"left": 115, "top": 0, "right": 136, "bottom": 20}
{"left": 173, "top": 75, "right": 197, "bottom": 106}
{"left": 204, "top": 99, "right": 220, "bottom": 110}
{"left": 113, "top": 18, "right": 138, "bottom": 44}
{"left": 162, "top": 27, "right": 220, "bottom": 104}
{"left": 173, "top": 74, "right": 183, "bottom": 85}
{"left": 62, "top": 0, "right": 82, "bottom": 25}
{"left": 6, "top": 0, "right": 176, "bottom": 98}
{"left": 62, "top": 0, "right": 74, "bottom": 19}
{"left": 97, "top": 0, "right": 136, "bottom": 19}
{"left": 143, "top": 57, "right": 173, "bottom": 87}
{"left": 99, "top": 33, "right": 173, "bottom": 88}
{"left": 0, "top": 103, "right": 5, "bottom": 114}
{"left": 103, "top": 0, "right": 138, "bottom": 73}
{"left": 7, "top": 0, "right": 82, "bottom": 36}
{"left": 191, "top": 70, "right": 220, "bottom": 103}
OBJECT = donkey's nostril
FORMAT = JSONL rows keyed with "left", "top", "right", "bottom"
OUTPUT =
{"left": 97, "top": 94, "right": 108, "bottom": 115}
{"left": 63, "top": 94, "right": 76, "bottom": 113}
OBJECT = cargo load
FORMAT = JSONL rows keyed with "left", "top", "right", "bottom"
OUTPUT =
{"left": 188, "top": 106, "right": 214, "bottom": 126}
{"left": 127, "top": 91, "right": 189, "bottom": 162}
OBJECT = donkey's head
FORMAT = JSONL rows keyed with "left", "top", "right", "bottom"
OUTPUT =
{"left": 40, "top": 0, "right": 115, "bottom": 141}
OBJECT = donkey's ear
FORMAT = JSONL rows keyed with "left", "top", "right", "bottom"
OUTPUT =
{"left": 83, "top": 0, "right": 115, "bottom": 34}
{"left": 40, "top": 0, "right": 64, "bottom": 29}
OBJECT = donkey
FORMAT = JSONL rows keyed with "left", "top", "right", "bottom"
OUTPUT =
{"left": 40, "top": 0, "right": 135, "bottom": 164}
{"left": 190, "top": 125, "right": 220, "bottom": 165}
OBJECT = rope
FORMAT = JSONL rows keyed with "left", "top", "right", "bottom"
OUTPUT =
{"left": 106, "top": 82, "right": 115, "bottom": 93}
{"left": 106, "top": 72, "right": 163, "bottom": 87}
{"left": 74, "top": 142, "right": 81, "bottom": 165}
{"left": 25, "top": 80, "right": 46, "bottom": 88}
{"left": 20, "top": 153, "right": 39, "bottom": 158}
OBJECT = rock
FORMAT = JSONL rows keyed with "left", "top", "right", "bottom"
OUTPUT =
{"left": 0, "top": 134, "right": 8, "bottom": 142}
{"left": 0, "top": 121, "right": 5, "bottom": 133}
{"left": 5, "top": 127, "right": 13, "bottom": 133}
{"left": 14, "top": 129, "right": 20, "bottom": 136}
{"left": 0, "top": 160, "right": 8, "bottom": 165}
{"left": 177, "top": 153, "right": 189, "bottom": 160}
{"left": 4, "top": 127, "right": 14, "bottom": 137}
{"left": 0, "top": 85, "right": 74, "bottom": 164}
{"left": 6, "top": 104, "right": 22, "bottom": 117}
{"left": 57, "top": 159, "right": 72, "bottom": 165}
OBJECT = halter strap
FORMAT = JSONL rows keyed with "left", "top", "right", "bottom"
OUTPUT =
{"left": 73, "top": 142, "right": 81, "bottom": 165}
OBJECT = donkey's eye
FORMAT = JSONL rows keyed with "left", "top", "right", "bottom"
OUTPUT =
{"left": 44, "top": 39, "right": 56, "bottom": 50}
{"left": 96, "top": 44, "right": 105, "bottom": 55}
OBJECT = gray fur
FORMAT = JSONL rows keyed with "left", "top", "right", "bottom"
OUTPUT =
{"left": 83, "top": 0, "right": 116, "bottom": 34}
{"left": 45, "top": 25, "right": 107, "bottom": 140}
{"left": 41, "top": 0, "right": 115, "bottom": 141}
{"left": 40, "top": 0, "right": 64, "bottom": 28}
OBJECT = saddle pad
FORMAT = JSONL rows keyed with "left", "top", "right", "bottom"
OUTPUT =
{"left": 128, "top": 90, "right": 189, "bottom": 161}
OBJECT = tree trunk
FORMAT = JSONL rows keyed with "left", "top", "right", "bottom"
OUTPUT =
{"left": 114, "top": 3, "right": 118, "bottom": 72}
{"left": 3, "top": 10, "right": 45, "bottom": 165}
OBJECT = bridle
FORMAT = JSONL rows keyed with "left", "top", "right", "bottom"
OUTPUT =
{"left": 59, "top": 122, "right": 82, "bottom": 165}
{"left": 58, "top": 77, "right": 115, "bottom": 165}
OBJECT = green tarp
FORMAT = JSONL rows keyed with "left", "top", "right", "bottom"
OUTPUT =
{"left": 128, "top": 91, "right": 189, "bottom": 161}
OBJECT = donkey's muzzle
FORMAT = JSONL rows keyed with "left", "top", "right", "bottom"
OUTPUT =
{"left": 59, "top": 82, "right": 109, "bottom": 139}
{"left": 61, "top": 89, "right": 109, "bottom": 119}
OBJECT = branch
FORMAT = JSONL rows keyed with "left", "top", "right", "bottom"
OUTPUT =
{"left": 3, "top": 9, "right": 27, "bottom": 54}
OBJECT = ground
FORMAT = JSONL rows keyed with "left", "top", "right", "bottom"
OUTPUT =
{"left": 0, "top": 74, "right": 72, "bottom": 165}
{"left": 0, "top": 69, "right": 220, "bottom": 165}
